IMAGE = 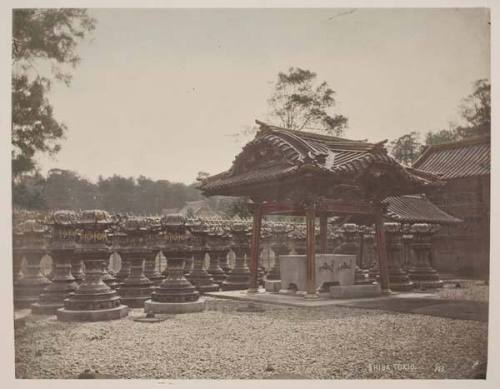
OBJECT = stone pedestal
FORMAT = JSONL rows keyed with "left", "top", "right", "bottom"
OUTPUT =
{"left": 145, "top": 298, "right": 205, "bottom": 314}
{"left": 207, "top": 250, "right": 227, "bottom": 286}
{"left": 57, "top": 210, "right": 128, "bottom": 322}
{"left": 183, "top": 256, "right": 194, "bottom": 275}
{"left": 102, "top": 259, "right": 120, "bottom": 289}
{"left": 218, "top": 249, "right": 231, "bottom": 274}
{"left": 14, "top": 252, "right": 51, "bottom": 308}
{"left": 32, "top": 249, "right": 79, "bottom": 315}
{"left": 148, "top": 253, "right": 200, "bottom": 313}
{"left": 119, "top": 252, "right": 153, "bottom": 307}
{"left": 408, "top": 224, "right": 444, "bottom": 289}
{"left": 360, "top": 230, "right": 378, "bottom": 284}
{"left": 71, "top": 253, "right": 85, "bottom": 284}
{"left": 221, "top": 221, "right": 251, "bottom": 291}
{"left": 115, "top": 252, "right": 131, "bottom": 283}
{"left": 144, "top": 250, "right": 164, "bottom": 286}
{"left": 385, "top": 223, "right": 414, "bottom": 291}
{"left": 221, "top": 249, "right": 250, "bottom": 291}
{"left": 187, "top": 250, "right": 219, "bottom": 293}
{"left": 57, "top": 250, "right": 128, "bottom": 322}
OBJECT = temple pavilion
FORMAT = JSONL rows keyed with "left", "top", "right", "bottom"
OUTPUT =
{"left": 198, "top": 121, "right": 452, "bottom": 298}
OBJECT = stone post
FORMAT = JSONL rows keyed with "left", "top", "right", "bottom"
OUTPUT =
{"left": 145, "top": 214, "right": 205, "bottom": 314}
{"left": 221, "top": 220, "right": 251, "bottom": 291}
{"left": 14, "top": 219, "right": 51, "bottom": 308}
{"left": 384, "top": 222, "right": 414, "bottom": 291}
{"left": 408, "top": 223, "right": 444, "bottom": 289}
{"left": 57, "top": 210, "right": 128, "bottom": 322}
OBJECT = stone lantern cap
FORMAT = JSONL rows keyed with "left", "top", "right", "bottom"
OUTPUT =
{"left": 46, "top": 210, "right": 78, "bottom": 226}
{"left": 410, "top": 223, "right": 439, "bottom": 234}
{"left": 341, "top": 223, "right": 359, "bottom": 233}
{"left": 77, "top": 209, "right": 114, "bottom": 229}
{"left": 383, "top": 222, "right": 402, "bottom": 233}
{"left": 15, "top": 219, "right": 48, "bottom": 251}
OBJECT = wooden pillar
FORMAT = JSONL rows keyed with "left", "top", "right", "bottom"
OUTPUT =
{"left": 248, "top": 202, "right": 263, "bottom": 294}
{"left": 305, "top": 204, "right": 318, "bottom": 299}
{"left": 374, "top": 204, "right": 391, "bottom": 294}
{"left": 319, "top": 213, "right": 328, "bottom": 254}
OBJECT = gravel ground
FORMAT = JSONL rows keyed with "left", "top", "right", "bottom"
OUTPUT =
{"left": 437, "top": 280, "right": 489, "bottom": 302}
{"left": 15, "top": 298, "right": 488, "bottom": 379}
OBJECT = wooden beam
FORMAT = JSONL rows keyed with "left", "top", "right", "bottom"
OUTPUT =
{"left": 319, "top": 213, "right": 328, "bottom": 253}
{"left": 374, "top": 203, "right": 391, "bottom": 294}
{"left": 305, "top": 204, "right": 318, "bottom": 299}
{"left": 247, "top": 202, "right": 263, "bottom": 294}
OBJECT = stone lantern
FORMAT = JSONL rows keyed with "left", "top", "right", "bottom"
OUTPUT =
{"left": 143, "top": 217, "right": 165, "bottom": 286}
{"left": 291, "top": 224, "right": 307, "bottom": 255}
{"left": 408, "top": 223, "right": 444, "bottom": 289}
{"left": 144, "top": 214, "right": 205, "bottom": 314}
{"left": 185, "top": 218, "right": 219, "bottom": 293}
{"left": 221, "top": 219, "right": 252, "bottom": 291}
{"left": 264, "top": 222, "right": 293, "bottom": 293}
{"left": 57, "top": 210, "right": 128, "bottom": 321}
{"left": 115, "top": 216, "right": 154, "bottom": 307}
{"left": 13, "top": 227, "right": 24, "bottom": 282}
{"left": 384, "top": 222, "right": 414, "bottom": 291}
{"left": 14, "top": 219, "right": 51, "bottom": 308}
{"left": 359, "top": 226, "right": 378, "bottom": 283}
{"left": 32, "top": 210, "right": 79, "bottom": 315}
{"left": 334, "top": 223, "right": 372, "bottom": 285}
{"left": 216, "top": 220, "right": 232, "bottom": 273}
{"left": 206, "top": 222, "right": 228, "bottom": 286}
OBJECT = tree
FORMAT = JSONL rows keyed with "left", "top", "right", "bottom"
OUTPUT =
{"left": 425, "top": 128, "right": 460, "bottom": 145}
{"left": 268, "top": 67, "right": 348, "bottom": 136}
{"left": 456, "top": 78, "right": 490, "bottom": 139}
{"left": 12, "top": 9, "right": 96, "bottom": 179}
{"left": 389, "top": 132, "right": 423, "bottom": 166}
{"left": 423, "top": 79, "right": 490, "bottom": 146}
{"left": 225, "top": 197, "right": 251, "bottom": 218}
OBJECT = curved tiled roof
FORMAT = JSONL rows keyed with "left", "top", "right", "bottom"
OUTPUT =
{"left": 199, "top": 121, "right": 441, "bottom": 196}
{"left": 412, "top": 137, "right": 490, "bottom": 179}
{"left": 383, "top": 194, "right": 462, "bottom": 224}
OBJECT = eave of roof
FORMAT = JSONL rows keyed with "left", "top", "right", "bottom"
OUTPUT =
{"left": 412, "top": 136, "right": 490, "bottom": 180}
{"left": 198, "top": 121, "right": 443, "bottom": 196}
{"left": 383, "top": 194, "right": 462, "bottom": 224}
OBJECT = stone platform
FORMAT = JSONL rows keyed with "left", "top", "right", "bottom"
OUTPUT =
{"left": 56, "top": 305, "right": 129, "bottom": 322}
{"left": 144, "top": 298, "right": 206, "bottom": 314}
{"left": 204, "top": 289, "right": 437, "bottom": 308}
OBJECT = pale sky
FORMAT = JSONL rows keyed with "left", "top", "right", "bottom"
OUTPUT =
{"left": 37, "top": 8, "right": 490, "bottom": 184}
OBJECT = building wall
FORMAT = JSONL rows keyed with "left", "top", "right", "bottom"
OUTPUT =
{"left": 426, "top": 175, "right": 490, "bottom": 279}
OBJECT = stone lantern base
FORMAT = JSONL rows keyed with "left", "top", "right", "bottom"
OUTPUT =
{"left": 408, "top": 267, "right": 444, "bottom": 289}
{"left": 57, "top": 304, "right": 129, "bottom": 322}
{"left": 144, "top": 298, "right": 205, "bottom": 314}
{"left": 56, "top": 290, "right": 129, "bottom": 322}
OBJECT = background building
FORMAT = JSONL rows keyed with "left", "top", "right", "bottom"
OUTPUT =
{"left": 412, "top": 137, "right": 490, "bottom": 278}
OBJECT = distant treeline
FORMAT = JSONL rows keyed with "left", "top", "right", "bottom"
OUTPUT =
{"left": 12, "top": 169, "right": 233, "bottom": 214}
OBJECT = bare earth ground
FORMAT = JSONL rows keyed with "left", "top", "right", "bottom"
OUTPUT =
{"left": 15, "top": 282, "right": 488, "bottom": 380}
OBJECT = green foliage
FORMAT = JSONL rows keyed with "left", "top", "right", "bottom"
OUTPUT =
{"left": 12, "top": 75, "right": 66, "bottom": 178}
{"left": 12, "top": 169, "right": 207, "bottom": 214}
{"left": 11, "top": 173, "right": 47, "bottom": 210}
{"left": 456, "top": 79, "right": 490, "bottom": 139}
{"left": 268, "top": 67, "right": 348, "bottom": 136}
{"left": 389, "top": 131, "right": 423, "bottom": 166}
{"left": 424, "top": 129, "right": 460, "bottom": 145}
{"left": 423, "top": 79, "right": 490, "bottom": 146}
{"left": 225, "top": 197, "right": 251, "bottom": 218}
{"left": 12, "top": 9, "right": 95, "bottom": 178}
